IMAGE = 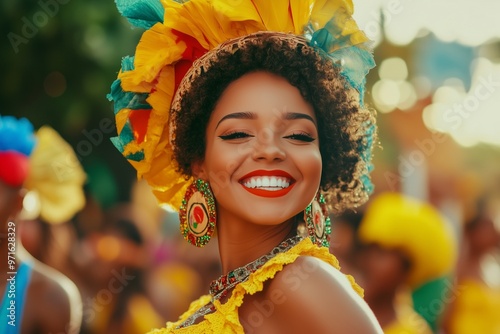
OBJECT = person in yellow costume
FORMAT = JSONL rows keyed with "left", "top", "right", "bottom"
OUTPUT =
{"left": 108, "top": 0, "right": 383, "bottom": 332}
{"left": 357, "top": 192, "right": 458, "bottom": 334}
{"left": 441, "top": 194, "right": 500, "bottom": 334}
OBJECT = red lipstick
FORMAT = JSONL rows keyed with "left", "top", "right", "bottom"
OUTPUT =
{"left": 239, "top": 170, "right": 295, "bottom": 198}
{"left": 239, "top": 170, "right": 294, "bottom": 180}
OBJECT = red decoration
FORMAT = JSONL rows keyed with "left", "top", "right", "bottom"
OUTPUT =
{"left": 172, "top": 30, "right": 208, "bottom": 91}
{"left": 193, "top": 205, "right": 204, "bottom": 224}
{"left": 0, "top": 151, "right": 29, "bottom": 187}
{"left": 129, "top": 109, "right": 151, "bottom": 144}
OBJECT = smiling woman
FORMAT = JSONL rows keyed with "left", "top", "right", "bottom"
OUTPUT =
{"left": 108, "top": 0, "right": 381, "bottom": 333}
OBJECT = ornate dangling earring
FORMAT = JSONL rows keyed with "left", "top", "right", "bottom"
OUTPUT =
{"left": 179, "top": 179, "right": 216, "bottom": 247}
{"left": 303, "top": 192, "right": 331, "bottom": 247}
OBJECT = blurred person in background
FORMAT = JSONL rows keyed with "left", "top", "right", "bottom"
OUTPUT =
{"left": 0, "top": 115, "right": 83, "bottom": 334}
{"left": 357, "top": 192, "right": 458, "bottom": 334}
{"left": 329, "top": 210, "right": 365, "bottom": 278}
{"left": 19, "top": 126, "right": 88, "bottom": 286}
{"left": 441, "top": 192, "right": 500, "bottom": 334}
{"left": 19, "top": 216, "right": 79, "bottom": 280}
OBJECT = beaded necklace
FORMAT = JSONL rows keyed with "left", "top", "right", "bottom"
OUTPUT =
{"left": 177, "top": 234, "right": 303, "bottom": 328}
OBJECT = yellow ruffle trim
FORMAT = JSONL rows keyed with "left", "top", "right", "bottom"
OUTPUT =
{"left": 147, "top": 238, "right": 363, "bottom": 333}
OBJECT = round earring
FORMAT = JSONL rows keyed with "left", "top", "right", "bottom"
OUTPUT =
{"left": 303, "top": 192, "right": 331, "bottom": 248}
{"left": 179, "top": 179, "right": 216, "bottom": 247}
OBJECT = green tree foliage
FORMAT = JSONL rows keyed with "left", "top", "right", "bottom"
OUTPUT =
{"left": 1, "top": 0, "right": 143, "bottom": 204}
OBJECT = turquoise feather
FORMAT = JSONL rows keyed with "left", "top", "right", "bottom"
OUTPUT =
{"left": 115, "top": 0, "right": 164, "bottom": 29}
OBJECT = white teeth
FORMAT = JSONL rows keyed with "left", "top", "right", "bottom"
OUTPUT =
{"left": 242, "top": 176, "right": 291, "bottom": 190}
{"left": 262, "top": 177, "right": 270, "bottom": 187}
{"left": 270, "top": 177, "right": 277, "bottom": 187}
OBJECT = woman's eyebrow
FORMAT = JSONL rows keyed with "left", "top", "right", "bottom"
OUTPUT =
{"left": 282, "top": 112, "right": 316, "bottom": 125}
{"left": 215, "top": 111, "right": 255, "bottom": 129}
{"left": 215, "top": 111, "right": 316, "bottom": 129}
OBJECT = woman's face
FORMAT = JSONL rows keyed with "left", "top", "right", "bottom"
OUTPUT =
{"left": 197, "top": 71, "right": 322, "bottom": 226}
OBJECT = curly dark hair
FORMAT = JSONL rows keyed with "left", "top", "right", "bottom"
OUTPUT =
{"left": 172, "top": 34, "right": 376, "bottom": 211}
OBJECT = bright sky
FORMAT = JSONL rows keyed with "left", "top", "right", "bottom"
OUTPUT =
{"left": 353, "top": 0, "right": 500, "bottom": 147}
{"left": 422, "top": 58, "right": 500, "bottom": 147}
{"left": 353, "top": 0, "right": 500, "bottom": 46}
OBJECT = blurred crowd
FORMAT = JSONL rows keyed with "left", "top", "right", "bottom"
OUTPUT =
{"left": 1, "top": 114, "right": 500, "bottom": 334}
{"left": 19, "top": 180, "right": 222, "bottom": 333}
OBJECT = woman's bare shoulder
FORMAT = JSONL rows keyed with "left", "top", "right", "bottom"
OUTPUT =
{"left": 263, "top": 255, "right": 383, "bottom": 334}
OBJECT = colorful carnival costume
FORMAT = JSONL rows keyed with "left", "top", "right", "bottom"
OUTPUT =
{"left": 108, "top": 0, "right": 377, "bottom": 333}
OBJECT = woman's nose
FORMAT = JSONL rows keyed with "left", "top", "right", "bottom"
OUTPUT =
{"left": 251, "top": 128, "right": 286, "bottom": 161}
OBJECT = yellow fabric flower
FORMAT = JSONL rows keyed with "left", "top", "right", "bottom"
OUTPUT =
{"left": 24, "top": 126, "right": 86, "bottom": 224}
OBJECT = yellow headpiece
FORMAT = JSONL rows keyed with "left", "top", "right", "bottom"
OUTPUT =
{"left": 358, "top": 192, "right": 458, "bottom": 288}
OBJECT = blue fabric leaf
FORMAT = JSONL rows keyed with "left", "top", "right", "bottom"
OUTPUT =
{"left": 110, "top": 120, "right": 135, "bottom": 155}
{"left": 110, "top": 120, "right": 144, "bottom": 161}
{"left": 115, "top": 0, "right": 164, "bottom": 29}
{"left": 311, "top": 27, "right": 350, "bottom": 52}
{"left": 0, "top": 115, "right": 36, "bottom": 156}
{"left": 107, "top": 79, "right": 150, "bottom": 115}
{"left": 110, "top": 136, "right": 125, "bottom": 153}
{"left": 330, "top": 46, "right": 375, "bottom": 104}
{"left": 121, "top": 55, "right": 135, "bottom": 72}
{"left": 125, "top": 151, "right": 145, "bottom": 161}
{"left": 107, "top": 56, "right": 150, "bottom": 114}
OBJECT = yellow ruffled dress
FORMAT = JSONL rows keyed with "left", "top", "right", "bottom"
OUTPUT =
{"left": 448, "top": 279, "right": 500, "bottom": 334}
{"left": 148, "top": 238, "right": 362, "bottom": 333}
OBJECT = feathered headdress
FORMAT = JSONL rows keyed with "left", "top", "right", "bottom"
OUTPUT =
{"left": 108, "top": 0, "right": 375, "bottom": 210}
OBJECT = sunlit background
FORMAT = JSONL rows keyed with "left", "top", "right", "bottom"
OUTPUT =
{"left": 354, "top": 0, "right": 500, "bottom": 148}
{"left": 1, "top": 1, "right": 500, "bottom": 332}
{"left": 351, "top": 0, "right": 500, "bottom": 211}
